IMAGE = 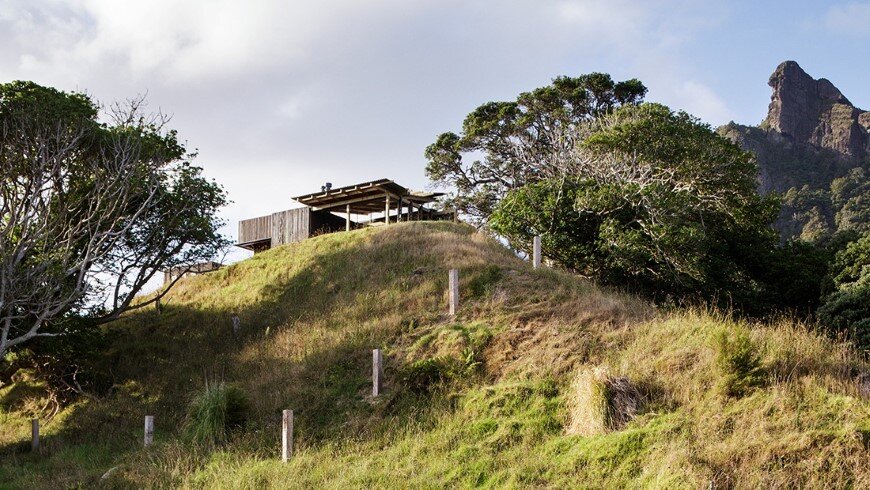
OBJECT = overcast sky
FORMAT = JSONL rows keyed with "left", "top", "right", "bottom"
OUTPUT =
{"left": 1, "top": 0, "right": 868, "bottom": 254}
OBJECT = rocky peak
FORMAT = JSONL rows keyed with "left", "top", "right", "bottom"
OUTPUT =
{"left": 763, "top": 60, "right": 868, "bottom": 158}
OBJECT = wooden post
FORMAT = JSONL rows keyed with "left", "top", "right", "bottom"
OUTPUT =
{"left": 533, "top": 235, "right": 542, "bottom": 269}
{"left": 397, "top": 197, "right": 404, "bottom": 222}
{"left": 144, "top": 415, "right": 154, "bottom": 447}
{"left": 346, "top": 204, "right": 351, "bottom": 231}
{"left": 372, "top": 349, "right": 383, "bottom": 397}
{"left": 448, "top": 269, "right": 459, "bottom": 316}
{"left": 385, "top": 194, "right": 391, "bottom": 225}
{"left": 282, "top": 409, "right": 294, "bottom": 462}
{"left": 31, "top": 419, "right": 39, "bottom": 452}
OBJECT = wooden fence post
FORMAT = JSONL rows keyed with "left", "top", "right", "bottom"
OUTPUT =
{"left": 144, "top": 415, "right": 154, "bottom": 447}
{"left": 448, "top": 269, "right": 459, "bottom": 316}
{"left": 282, "top": 409, "right": 294, "bottom": 462}
{"left": 372, "top": 349, "right": 383, "bottom": 397}
{"left": 31, "top": 419, "right": 39, "bottom": 452}
{"left": 533, "top": 235, "right": 542, "bottom": 269}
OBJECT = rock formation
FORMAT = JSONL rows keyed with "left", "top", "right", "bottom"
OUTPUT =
{"left": 764, "top": 60, "right": 868, "bottom": 158}
{"left": 719, "top": 61, "right": 869, "bottom": 241}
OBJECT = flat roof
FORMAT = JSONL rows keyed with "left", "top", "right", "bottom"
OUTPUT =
{"left": 292, "top": 178, "right": 444, "bottom": 214}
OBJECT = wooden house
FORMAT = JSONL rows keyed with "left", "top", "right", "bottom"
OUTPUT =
{"left": 236, "top": 178, "right": 447, "bottom": 252}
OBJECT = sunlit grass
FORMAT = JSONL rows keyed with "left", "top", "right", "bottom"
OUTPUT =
{"left": 0, "top": 222, "right": 867, "bottom": 488}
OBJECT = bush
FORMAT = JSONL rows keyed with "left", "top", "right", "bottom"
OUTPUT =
{"left": 183, "top": 382, "right": 250, "bottom": 446}
{"left": 817, "top": 287, "right": 870, "bottom": 351}
{"left": 714, "top": 328, "right": 765, "bottom": 397}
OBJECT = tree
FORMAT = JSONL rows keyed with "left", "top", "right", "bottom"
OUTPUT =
{"left": 425, "top": 73, "right": 647, "bottom": 222}
{"left": 0, "top": 81, "right": 228, "bottom": 358}
{"left": 491, "top": 103, "right": 782, "bottom": 306}
{"left": 817, "top": 233, "right": 870, "bottom": 350}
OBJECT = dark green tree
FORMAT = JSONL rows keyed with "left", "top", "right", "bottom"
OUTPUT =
{"left": 817, "top": 233, "right": 870, "bottom": 350}
{"left": 425, "top": 73, "right": 646, "bottom": 222}
{"left": 491, "top": 103, "right": 783, "bottom": 307}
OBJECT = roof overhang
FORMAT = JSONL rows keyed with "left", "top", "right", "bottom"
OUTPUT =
{"left": 292, "top": 178, "right": 444, "bottom": 214}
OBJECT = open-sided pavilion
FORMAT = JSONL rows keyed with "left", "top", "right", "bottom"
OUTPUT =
{"left": 237, "top": 178, "right": 448, "bottom": 252}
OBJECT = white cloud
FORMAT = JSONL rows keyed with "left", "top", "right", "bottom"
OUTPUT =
{"left": 4, "top": 0, "right": 421, "bottom": 83}
{"left": 824, "top": 2, "right": 870, "bottom": 36}
{"left": 672, "top": 80, "right": 735, "bottom": 124}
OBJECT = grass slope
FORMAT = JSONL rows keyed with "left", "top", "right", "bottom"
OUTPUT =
{"left": 1, "top": 222, "right": 868, "bottom": 488}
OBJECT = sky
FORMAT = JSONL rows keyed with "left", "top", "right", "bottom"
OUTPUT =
{"left": 1, "top": 0, "right": 868, "bottom": 259}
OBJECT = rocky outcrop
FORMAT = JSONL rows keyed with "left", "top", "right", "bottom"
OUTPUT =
{"left": 763, "top": 60, "right": 869, "bottom": 158}
{"left": 718, "top": 61, "right": 869, "bottom": 241}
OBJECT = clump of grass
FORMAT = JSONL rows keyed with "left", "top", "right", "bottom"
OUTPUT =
{"left": 183, "top": 381, "right": 250, "bottom": 446}
{"left": 466, "top": 265, "right": 503, "bottom": 299}
{"left": 566, "top": 367, "right": 642, "bottom": 436}
{"left": 714, "top": 326, "right": 765, "bottom": 397}
{"left": 401, "top": 348, "right": 481, "bottom": 394}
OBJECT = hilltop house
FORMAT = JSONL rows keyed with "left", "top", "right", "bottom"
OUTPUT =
{"left": 236, "top": 178, "right": 448, "bottom": 252}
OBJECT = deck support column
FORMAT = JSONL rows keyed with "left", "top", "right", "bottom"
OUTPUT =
{"left": 385, "top": 194, "right": 391, "bottom": 225}
{"left": 397, "top": 197, "right": 403, "bottom": 222}
{"left": 346, "top": 204, "right": 351, "bottom": 232}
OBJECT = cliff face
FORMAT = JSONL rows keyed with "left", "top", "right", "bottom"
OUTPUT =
{"left": 719, "top": 61, "right": 869, "bottom": 242}
{"left": 764, "top": 61, "right": 869, "bottom": 158}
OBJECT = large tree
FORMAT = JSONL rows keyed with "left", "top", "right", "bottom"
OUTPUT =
{"left": 425, "top": 73, "right": 647, "bottom": 222}
{"left": 0, "top": 81, "right": 228, "bottom": 358}
{"left": 490, "top": 103, "right": 783, "bottom": 307}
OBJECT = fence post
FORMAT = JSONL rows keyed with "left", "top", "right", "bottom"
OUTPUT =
{"left": 282, "top": 409, "right": 294, "bottom": 462}
{"left": 533, "top": 235, "right": 542, "bottom": 269}
{"left": 448, "top": 269, "right": 459, "bottom": 316}
{"left": 372, "top": 349, "right": 383, "bottom": 397}
{"left": 232, "top": 316, "right": 241, "bottom": 337}
{"left": 31, "top": 419, "right": 39, "bottom": 452}
{"left": 144, "top": 415, "right": 154, "bottom": 447}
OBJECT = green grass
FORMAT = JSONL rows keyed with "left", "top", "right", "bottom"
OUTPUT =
{"left": 0, "top": 222, "right": 868, "bottom": 488}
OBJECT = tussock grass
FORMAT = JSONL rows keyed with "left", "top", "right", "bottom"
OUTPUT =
{"left": 0, "top": 222, "right": 867, "bottom": 488}
{"left": 183, "top": 382, "right": 250, "bottom": 446}
{"left": 566, "top": 367, "right": 642, "bottom": 436}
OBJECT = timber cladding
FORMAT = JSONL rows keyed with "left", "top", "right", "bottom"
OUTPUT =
{"left": 271, "top": 208, "right": 311, "bottom": 245}
{"left": 238, "top": 214, "right": 273, "bottom": 245}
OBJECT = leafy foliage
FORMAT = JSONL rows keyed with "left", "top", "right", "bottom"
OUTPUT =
{"left": 0, "top": 80, "right": 229, "bottom": 361}
{"left": 491, "top": 104, "right": 783, "bottom": 308}
{"left": 818, "top": 233, "right": 870, "bottom": 350}
{"left": 425, "top": 73, "right": 646, "bottom": 222}
{"left": 714, "top": 327, "right": 765, "bottom": 398}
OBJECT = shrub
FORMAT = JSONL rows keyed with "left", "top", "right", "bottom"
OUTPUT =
{"left": 817, "top": 287, "right": 870, "bottom": 351}
{"left": 714, "top": 328, "right": 764, "bottom": 397}
{"left": 183, "top": 382, "right": 250, "bottom": 446}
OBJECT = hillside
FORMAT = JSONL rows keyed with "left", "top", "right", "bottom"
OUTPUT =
{"left": 718, "top": 61, "right": 869, "bottom": 242}
{"left": 1, "top": 222, "right": 868, "bottom": 488}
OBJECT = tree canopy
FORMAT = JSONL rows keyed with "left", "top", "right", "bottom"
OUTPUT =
{"left": 490, "top": 103, "right": 782, "bottom": 307}
{"left": 425, "top": 73, "right": 647, "bottom": 222}
{"left": 0, "top": 81, "right": 228, "bottom": 358}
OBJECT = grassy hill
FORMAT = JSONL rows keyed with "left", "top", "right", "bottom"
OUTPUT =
{"left": 1, "top": 222, "right": 868, "bottom": 488}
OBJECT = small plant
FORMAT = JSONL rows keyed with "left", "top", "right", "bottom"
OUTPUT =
{"left": 183, "top": 381, "right": 250, "bottom": 446}
{"left": 714, "top": 327, "right": 765, "bottom": 397}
